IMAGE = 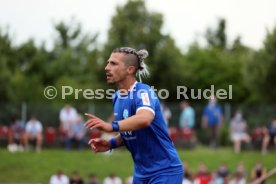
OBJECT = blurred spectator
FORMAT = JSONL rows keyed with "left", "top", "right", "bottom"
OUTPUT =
{"left": 103, "top": 173, "right": 122, "bottom": 184}
{"left": 70, "top": 171, "right": 84, "bottom": 184}
{"left": 179, "top": 101, "right": 196, "bottom": 146}
{"left": 217, "top": 162, "right": 229, "bottom": 179}
{"left": 261, "top": 119, "right": 276, "bottom": 154}
{"left": 230, "top": 111, "right": 251, "bottom": 153}
{"left": 179, "top": 101, "right": 195, "bottom": 129}
{"left": 236, "top": 163, "right": 246, "bottom": 178}
{"left": 251, "top": 161, "right": 267, "bottom": 184}
{"left": 124, "top": 176, "right": 133, "bottom": 184}
{"left": 182, "top": 161, "right": 193, "bottom": 184}
{"left": 229, "top": 163, "right": 247, "bottom": 184}
{"left": 7, "top": 117, "right": 26, "bottom": 152}
{"left": 229, "top": 168, "right": 246, "bottom": 184}
{"left": 202, "top": 96, "right": 223, "bottom": 148}
{"left": 87, "top": 173, "right": 100, "bottom": 184}
{"left": 66, "top": 114, "right": 87, "bottom": 150}
{"left": 59, "top": 104, "right": 78, "bottom": 138}
{"left": 209, "top": 171, "right": 223, "bottom": 184}
{"left": 50, "top": 170, "right": 69, "bottom": 184}
{"left": 161, "top": 102, "right": 172, "bottom": 126}
{"left": 251, "top": 127, "right": 265, "bottom": 149}
{"left": 193, "top": 163, "right": 211, "bottom": 184}
{"left": 25, "top": 116, "right": 43, "bottom": 152}
{"left": 216, "top": 162, "right": 230, "bottom": 184}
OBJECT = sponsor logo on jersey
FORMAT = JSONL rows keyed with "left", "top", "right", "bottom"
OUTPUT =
{"left": 141, "top": 92, "right": 150, "bottom": 106}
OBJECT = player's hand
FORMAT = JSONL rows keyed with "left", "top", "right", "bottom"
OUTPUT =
{"left": 88, "top": 138, "right": 111, "bottom": 152}
{"left": 84, "top": 113, "right": 113, "bottom": 132}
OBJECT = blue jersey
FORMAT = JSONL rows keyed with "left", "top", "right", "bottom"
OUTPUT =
{"left": 203, "top": 104, "right": 223, "bottom": 126}
{"left": 113, "top": 82, "right": 183, "bottom": 179}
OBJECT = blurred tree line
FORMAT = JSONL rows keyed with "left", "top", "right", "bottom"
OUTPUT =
{"left": 0, "top": 0, "right": 276, "bottom": 106}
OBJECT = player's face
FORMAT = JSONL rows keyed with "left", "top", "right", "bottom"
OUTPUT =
{"left": 105, "top": 53, "right": 128, "bottom": 84}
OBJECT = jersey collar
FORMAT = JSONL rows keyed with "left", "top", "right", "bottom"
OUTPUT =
{"left": 129, "top": 81, "right": 138, "bottom": 92}
{"left": 118, "top": 81, "right": 138, "bottom": 97}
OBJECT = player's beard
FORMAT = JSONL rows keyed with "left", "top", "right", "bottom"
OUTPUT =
{"left": 106, "top": 72, "right": 115, "bottom": 84}
{"left": 106, "top": 71, "right": 127, "bottom": 85}
{"left": 106, "top": 75, "right": 122, "bottom": 85}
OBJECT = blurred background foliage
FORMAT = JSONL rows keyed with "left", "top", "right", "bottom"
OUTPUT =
{"left": 1, "top": 0, "right": 276, "bottom": 126}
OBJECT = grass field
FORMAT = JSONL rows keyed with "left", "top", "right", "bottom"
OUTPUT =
{"left": 0, "top": 146, "right": 275, "bottom": 183}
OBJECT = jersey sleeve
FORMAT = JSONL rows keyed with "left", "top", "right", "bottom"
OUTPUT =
{"left": 134, "top": 86, "right": 156, "bottom": 115}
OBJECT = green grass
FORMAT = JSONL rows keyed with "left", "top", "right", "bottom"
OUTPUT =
{"left": 0, "top": 147, "right": 275, "bottom": 183}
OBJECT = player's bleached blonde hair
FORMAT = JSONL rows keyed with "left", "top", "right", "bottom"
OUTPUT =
{"left": 112, "top": 47, "right": 149, "bottom": 82}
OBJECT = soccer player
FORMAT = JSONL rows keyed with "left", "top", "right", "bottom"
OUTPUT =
{"left": 84, "top": 47, "right": 183, "bottom": 184}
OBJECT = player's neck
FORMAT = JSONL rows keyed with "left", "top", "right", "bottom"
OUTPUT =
{"left": 117, "top": 77, "right": 136, "bottom": 92}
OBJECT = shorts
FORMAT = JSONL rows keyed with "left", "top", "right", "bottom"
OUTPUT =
{"left": 231, "top": 133, "right": 248, "bottom": 142}
{"left": 133, "top": 173, "right": 183, "bottom": 184}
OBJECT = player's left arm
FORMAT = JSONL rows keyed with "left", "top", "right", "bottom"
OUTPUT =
{"left": 117, "top": 109, "right": 154, "bottom": 131}
{"left": 85, "top": 86, "right": 156, "bottom": 132}
{"left": 84, "top": 110, "right": 154, "bottom": 132}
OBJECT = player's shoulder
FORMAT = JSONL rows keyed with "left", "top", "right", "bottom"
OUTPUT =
{"left": 135, "top": 82, "right": 152, "bottom": 91}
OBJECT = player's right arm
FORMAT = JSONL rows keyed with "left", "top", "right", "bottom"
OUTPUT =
{"left": 88, "top": 134, "right": 124, "bottom": 152}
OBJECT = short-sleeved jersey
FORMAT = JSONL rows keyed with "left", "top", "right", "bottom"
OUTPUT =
{"left": 112, "top": 82, "right": 183, "bottom": 179}
{"left": 26, "top": 120, "right": 43, "bottom": 135}
{"left": 267, "top": 123, "right": 276, "bottom": 136}
{"left": 179, "top": 107, "right": 195, "bottom": 128}
{"left": 203, "top": 104, "right": 223, "bottom": 126}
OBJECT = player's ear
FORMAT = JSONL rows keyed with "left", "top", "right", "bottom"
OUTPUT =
{"left": 127, "top": 66, "right": 136, "bottom": 75}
